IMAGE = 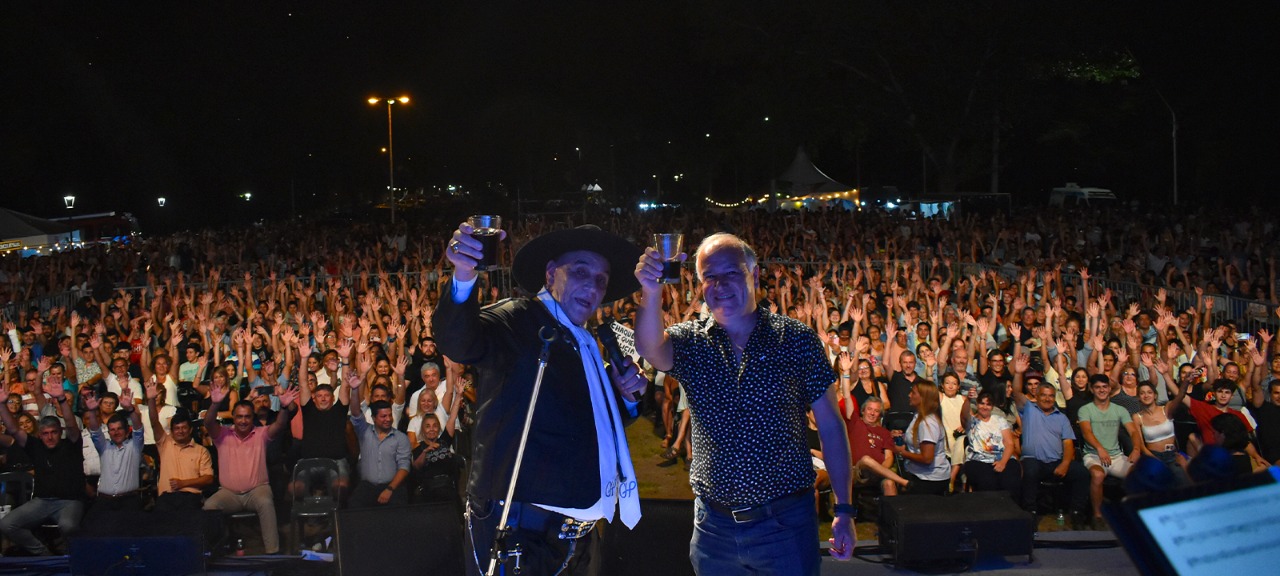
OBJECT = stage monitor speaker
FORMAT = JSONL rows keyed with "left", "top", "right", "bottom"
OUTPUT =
{"left": 878, "top": 492, "right": 1034, "bottom": 567}
{"left": 71, "top": 510, "right": 209, "bottom": 575}
{"left": 600, "top": 498, "right": 695, "bottom": 576}
{"left": 70, "top": 536, "right": 204, "bottom": 575}
{"left": 336, "top": 501, "right": 463, "bottom": 576}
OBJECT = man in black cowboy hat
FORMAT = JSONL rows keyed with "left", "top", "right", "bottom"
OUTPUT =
{"left": 435, "top": 220, "right": 649, "bottom": 576}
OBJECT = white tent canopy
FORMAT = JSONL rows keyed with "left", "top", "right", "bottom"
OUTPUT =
{"left": 776, "top": 147, "right": 854, "bottom": 195}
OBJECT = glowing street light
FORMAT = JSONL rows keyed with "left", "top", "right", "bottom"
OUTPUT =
{"left": 63, "top": 195, "right": 76, "bottom": 209}
{"left": 368, "top": 95, "right": 409, "bottom": 223}
{"left": 157, "top": 197, "right": 166, "bottom": 207}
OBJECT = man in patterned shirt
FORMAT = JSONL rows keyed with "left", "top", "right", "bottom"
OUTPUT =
{"left": 634, "top": 232, "right": 855, "bottom": 575}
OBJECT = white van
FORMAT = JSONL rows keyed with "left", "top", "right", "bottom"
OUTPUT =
{"left": 1049, "top": 183, "right": 1116, "bottom": 207}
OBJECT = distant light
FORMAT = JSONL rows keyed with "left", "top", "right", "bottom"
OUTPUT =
{"left": 705, "top": 133, "right": 711, "bottom": 138}
{"left": 63, "top": 195, "right": 76, "bottom": 209}
{"left": 368, "top": 98, "right": 380, "bottom": 104}
{"left": 157, "top": 197, "right": 166, "bottom": 207}
{"left": 764, "top": 116, "right": 770, "bottom": 122}
{"left": 397, "top": 96, "right": 409, "bottom": 103}
{"left": 886, "top": 201, "right": 897, "bottom": 209}
{"left": 381, "top": 147, "right": 387, "bottom": 153}
{"left": 242, "top": 192, "right": 252, "bottom": 201}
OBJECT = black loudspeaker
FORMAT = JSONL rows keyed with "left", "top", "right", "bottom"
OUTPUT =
{"left": 70, "top": 510, "right": 210, "bottom": 575}
{"left": 600, "top": 498, "right": 695, "bottom": 576}
{"left": 878, "top": 492, "right": 1034, "bottom": 567}
{"left": 336, "top": 502, "right": 463, "bottom": 576}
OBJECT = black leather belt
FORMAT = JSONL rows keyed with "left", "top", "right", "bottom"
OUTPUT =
{"left": 505, "top": 501, "right": 597, "bottom": 540}
{"left": 704, "top": 488, "right": 810, "bottom": 524}
{"left": 99, "top": 490, "right": 140, "bottom": 499}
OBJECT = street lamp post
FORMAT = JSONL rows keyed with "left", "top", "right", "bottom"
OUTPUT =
{"left": 368, "top": 96, "right": 409, "bottom": 223}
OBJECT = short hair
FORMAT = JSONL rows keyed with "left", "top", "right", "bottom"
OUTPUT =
{"left": 1036, "top": 382, "right": 1058, "bottom": 396}
{"left": 313, "top": 384, "right": 335, "bottom": 396}
{"left": 1211, "top": 378, "right": 1237, "bottom": 392}
{"left": 860, "top": 396, "right": 884, "bottom": 413}
{"left": 694, "top": 233, "right": 758, "bottom": 278}
{"left": 1089, "top": 374, "right": 1111, "bottom": 387}
{"left": 420, "top": 362, "right": 441, "bottom": 376}
{"left": 368, "top": 400, "right": 393, "bottom": 417}
{"left": 38, "top": 416, "right": 62, "bottom": 431}
{"left": 232, "top": 400, "right": 255, "bottom": 414}
{"left": 107, "top": 412, "right": 130, "bottom": 429}
{"left": 169, "top": 409, "right": 194, "bottom": 428}
{"left": 977, "top": 389, "right": 998, "bottom": 405}
{"left": 101, "top": 391, "right": 120, "bottom": 404}
{"left": 369, "top": 384, "right": 391, "bottom": 398}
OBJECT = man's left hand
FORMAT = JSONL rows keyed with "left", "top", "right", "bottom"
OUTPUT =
{"left": 378, "top": 488, "right": 393, "bottom": 504}
{"left": 828, "top": 514, "right": 856, "bottom": 560}
{"left": 607, "top": 357, "right": 648, "bottom": 403}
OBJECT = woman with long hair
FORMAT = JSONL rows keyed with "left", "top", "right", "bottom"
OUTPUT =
{"left": 1133, "top": 355, "right": 1193, "bottom": 486}
{"left": 849, "top": 358, "right": 889, "bottom": 412}
{"left": 892, "top": 380, "right": 951, "bottom": 495}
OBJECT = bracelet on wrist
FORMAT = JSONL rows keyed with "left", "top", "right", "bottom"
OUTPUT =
{"left": 833, "top": 503, "right": 856, "bottom": 516}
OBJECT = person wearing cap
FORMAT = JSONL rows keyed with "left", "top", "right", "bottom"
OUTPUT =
{"left": 634, "top": 233, "right": 855, "bottom": 574}
{"left": 435, "top": 221, "right": 649, "bottom": 575}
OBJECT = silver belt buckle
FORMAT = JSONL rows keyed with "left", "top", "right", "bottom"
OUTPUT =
{"left": 557, "top": 518, "right": 597, "bottom": 540}
{"left": 730, "top": 507, "right": 754, "bottom": 524}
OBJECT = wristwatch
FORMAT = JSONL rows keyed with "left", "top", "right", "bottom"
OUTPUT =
{"left": 833, "top": 503, "right": 856, "bottom": 517}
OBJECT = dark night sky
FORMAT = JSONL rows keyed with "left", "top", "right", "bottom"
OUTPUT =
{"left": 3, "top": 2, "right": 1278, "bottom": 230}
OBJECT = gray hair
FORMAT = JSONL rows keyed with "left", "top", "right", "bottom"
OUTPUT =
{"left": 419, "top": 362, "right": 441, "bottom": 376}
{"left": 695, "top": 233, "right": 758, "bottom": 279}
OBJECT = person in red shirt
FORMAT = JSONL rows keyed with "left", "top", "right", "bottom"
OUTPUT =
{"left": 846, "top": 396, "right": 911, "bottom": 495}
{"left": 1181, "top": 378, "right": 1270, "bottom": 469}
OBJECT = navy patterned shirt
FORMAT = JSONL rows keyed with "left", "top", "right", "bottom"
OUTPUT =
{"left": 667, "top": 310, "right": 836, "bottom": 507}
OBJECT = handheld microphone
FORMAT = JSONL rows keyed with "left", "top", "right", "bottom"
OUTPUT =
{"left": 595, "top": 320, "right": 628, "bottom": 372}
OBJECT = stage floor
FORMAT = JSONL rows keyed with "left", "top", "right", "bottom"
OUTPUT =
{"left": 0, "top": 531, "right": 1135, "bottom": 575}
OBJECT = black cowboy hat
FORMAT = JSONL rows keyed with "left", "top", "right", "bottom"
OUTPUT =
{"left": 512, "top": 225, "right": 643, "bottom": 304}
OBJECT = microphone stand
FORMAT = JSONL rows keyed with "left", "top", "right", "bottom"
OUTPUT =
{"left": 486, "top": 325, "right": 558, "bottom": 576}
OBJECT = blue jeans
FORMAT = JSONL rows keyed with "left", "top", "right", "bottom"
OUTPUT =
{"left": 0, "top": 497, "right": 85, "bottom": 555}
{"left": 690, "top": 493, "right": 819, "bottom": 576}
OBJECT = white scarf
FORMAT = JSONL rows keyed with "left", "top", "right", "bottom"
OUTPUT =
{"left": 534, "top": 290, "right": 642, "bottom": 529}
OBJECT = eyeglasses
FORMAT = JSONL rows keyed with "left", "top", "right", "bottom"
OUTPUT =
{"left": 1122, "top": 371, "right": 1136, "bottom": 376}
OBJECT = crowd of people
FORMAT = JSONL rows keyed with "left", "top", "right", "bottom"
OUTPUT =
{"left": 0, "top": 201, "right": 1277, "bottom": 559}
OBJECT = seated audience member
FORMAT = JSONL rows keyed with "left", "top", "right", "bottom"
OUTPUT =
{"left": 1180, "top": 378, "right": 1269, "bottom": 469}
{"left": 1077, "top": 375, "right": 1142, "bottom": 525}
{"left": 965, "top": 390, "right": 1021, "bottom": 501}
{"left": 847, "top": 396, "right": 911, "bottom": 495}
{"left": 295, "top": 340, "right": 352, "bottom": 493}
{"left": 145, "top": 380, "right": 213, "bottom": 512}
{"left": 0, "top": 383, "right": 84, "bottom": 555}
{"left": 82, "top": 387, "right": 145, "bottom": 524}
{"left": 411, "top": 412, "right": 462, "bottom": 505}
{"left": 1211, "top": 413, "right": 1258, "bottom": 477}
{"left": 202, "top": 380, "right": 298, "bottom": 554}
{"left": 1011, "top": 353, "right": 1090, "bottom": 527}
{"left": 1133, "top": 374, "right": 1192, "bottom": 487}
{"left": 1248, "top": 375, "right": 1280, "bottom": 464}
{"left": 891, "top": 380, "right": 951, "bottom": 495}
{"left": 347, "top": 372, "right": 410, "bottom": 508}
